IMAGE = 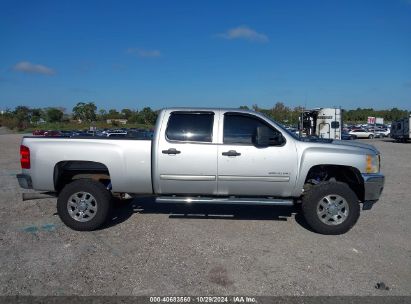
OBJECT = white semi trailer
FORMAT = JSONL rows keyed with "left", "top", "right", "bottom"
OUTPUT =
{"left": 300, "top": 108, "right": 342, "bottom": 140}
{"left": 391, "top": 114, "right": 411, "bottom": 142}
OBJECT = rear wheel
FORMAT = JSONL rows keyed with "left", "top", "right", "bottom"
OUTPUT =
{"left": 368, "top": 134, "right": 374, "bottom": 139}
{"left": 57, "top": 179, "right": 112, "bottom": 231}
{"left": 302, "top": 182, "right": 360, "bottom": 235}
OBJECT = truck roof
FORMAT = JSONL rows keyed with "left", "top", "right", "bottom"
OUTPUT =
{"left": 164, "top": 107, "right": 255, "bottom": 112}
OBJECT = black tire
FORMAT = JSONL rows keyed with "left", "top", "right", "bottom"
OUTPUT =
{"left": 302, "top": 182, "right": 360, "bottom": 235}
{"left": 57, "top": 179, "right": 112, "bottom": 231}
{"left": 368, "top": 134, "right": 374, "bottom": 139}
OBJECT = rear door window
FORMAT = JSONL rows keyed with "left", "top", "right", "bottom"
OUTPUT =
{"left": 166, "top": 112, "right": 214, "bottom": 142}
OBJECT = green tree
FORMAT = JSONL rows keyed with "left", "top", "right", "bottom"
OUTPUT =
{"left": 343, "top": 107, "right": 409, "bottom": 123}
{"left": 121, "top": 108, "right": 133, "bottom": 119}
{"left": 107, "top": 109, "right": 121, "bottom": 119}
{"left": 139, "top": 107, "right": 157, "bottom": 125}
{"left": 270, "top": 102, "right": 290, "bottom": 123}
{"left": 128, "top": 107, "right": 157, "bottom": 125}
{"left": 46, "top": 108, "right": 64, "bottom": 122}
{"left": 98, "top": 109, "right": 107, "bottom": 121}
{"left": 0, "top": 108, "right": 18, "bottom": 129}
{"left": 72, "top": 102, "right": 97, "bottom": 122}
{"left": 13, "top": 106, "right": 31, "bottom": 130}
{"left": 30, "top": 108, "right": 44, "bottom": 124}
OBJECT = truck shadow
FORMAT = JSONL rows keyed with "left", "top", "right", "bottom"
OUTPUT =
{"left": 103, "top": 196, "right": 313, "bottom": 231}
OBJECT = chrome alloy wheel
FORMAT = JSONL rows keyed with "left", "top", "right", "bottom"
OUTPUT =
{"left": 317, "top": 194, "right": 349, "bottom": 225}
{"left": 67, "top": 191, "right": 98, "bottom": 222}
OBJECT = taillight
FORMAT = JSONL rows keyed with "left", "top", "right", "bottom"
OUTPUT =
{"left": 20, "top": 145, "right": 30, "bottom": 169}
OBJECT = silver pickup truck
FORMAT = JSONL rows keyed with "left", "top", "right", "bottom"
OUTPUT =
{"left": 17, "top": 108, "right": 384, "bottom": 234}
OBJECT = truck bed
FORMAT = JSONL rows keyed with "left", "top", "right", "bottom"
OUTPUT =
{"left": 21, "top": 136, "right": 153, "bottom": 193}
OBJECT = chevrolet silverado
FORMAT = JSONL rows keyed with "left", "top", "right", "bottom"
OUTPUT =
{"left": 17, "top": 108, "right": 385, "bottom": 234}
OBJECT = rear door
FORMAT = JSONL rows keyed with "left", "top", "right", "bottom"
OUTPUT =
{"left": 155, "top": 110, "right": 219, "bottom": 195}
{"left": 318, "top": 122, "right": 331, "bottom": 138}
{"left": 217, "top": 112, "right": 298, "bottom": 197}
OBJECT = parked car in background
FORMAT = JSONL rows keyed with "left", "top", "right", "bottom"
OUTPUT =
{"left": 32, "top": 130, "right": 46, "bottom": 136}
{"left": 370, "top": 128, "right": 390, "bottom": 137}
{"left": 106, "top": 131, "right": 128, "bottom": 137}
{"left": 76, "top": 132, "right": 94, "bottom": 137}
{"left": 341, "top": 131, "right": 356, "bottom": 140}
{"left": 59, "top": 130, "right": 74, "bottom": 137}
{"left": 32, "top": 128, "right": 155, "bottom": 138}
{"left": 349, "top": 129, "right": 375, "bottom": 139}
{"left": 381, "top": 128, "right": 391, "bottom": 137}
{"left": 127, "top": 130, "right": 153, "bottom": 139}
{"left": 364, "top": 128, "right": 383, "bottom": 138}
{"left": 106, "top": 133, "right": 127, "bottom": 138}
{"left": 43, "top": 130, "right": 61, "bottom": 137}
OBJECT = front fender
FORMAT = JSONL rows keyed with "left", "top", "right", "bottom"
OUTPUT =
{"left": 292, "top": 143, "right": 366, "bottom": 197}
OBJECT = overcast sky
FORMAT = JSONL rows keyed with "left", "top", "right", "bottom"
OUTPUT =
{"left": 0, "top": 0, "right": 410, "bottom": 111}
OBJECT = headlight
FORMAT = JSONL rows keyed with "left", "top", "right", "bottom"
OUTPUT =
{"left": 366, "top": 154, "right": 380, "bottom": 173}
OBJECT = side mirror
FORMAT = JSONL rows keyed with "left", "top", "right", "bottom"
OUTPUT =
{"left": 254, "top": 126, "right": 284, "bottom": 147}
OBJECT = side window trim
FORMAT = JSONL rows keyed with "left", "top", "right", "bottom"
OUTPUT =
{"left": 165, "top": 111, "right": 215, "bottom": 143}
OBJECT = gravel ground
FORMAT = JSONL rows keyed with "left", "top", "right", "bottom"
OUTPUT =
{"left": 0, "top": 133, "right": 410, "bottom": 296}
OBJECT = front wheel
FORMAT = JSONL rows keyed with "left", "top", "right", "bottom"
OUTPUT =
{"left": 57, "top": 179, "right": 112, "bottom": 231}
{"left": 302, "top": 182, "right": 360, "bottom": 235}
{"left": 368, "top": 134, "right": 374, "bottom": 139}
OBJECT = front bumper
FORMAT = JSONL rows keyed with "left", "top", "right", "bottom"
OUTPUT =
{"left": 362, "top": 173, "right": 384, "bottom": 202}
{"left": 16, "top": 174, "right": 33, "bottom": 189}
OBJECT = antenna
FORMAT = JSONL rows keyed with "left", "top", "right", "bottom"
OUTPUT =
{"left": 304, "top": 91, "right": 308, "bottom": 110}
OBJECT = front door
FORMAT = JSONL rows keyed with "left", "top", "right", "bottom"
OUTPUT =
{"left": 156, "top": 111, "right": 218, "bottom": 195}
{"left": 217, "top": 112, "right": 298, "bottom": 197}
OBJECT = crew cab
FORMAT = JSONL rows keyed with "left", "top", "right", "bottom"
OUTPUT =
{"left": 17, "top": 108, "right": 385, "bottom": 234}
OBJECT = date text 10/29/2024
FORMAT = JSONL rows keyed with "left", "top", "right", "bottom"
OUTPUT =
{"left": 150, "top": 297, "right": 257, "bottom": 303}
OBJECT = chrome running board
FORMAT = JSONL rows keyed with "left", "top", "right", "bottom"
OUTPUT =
{"left": 155, "top": 196, "right": 294, "bottom": 206}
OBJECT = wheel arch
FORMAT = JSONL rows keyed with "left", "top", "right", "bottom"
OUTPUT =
{"left": 53, "top": 160, "right": 111, "bottom": 192}
{"left": 303, "top": 164, "right": 365, "bottom": 202}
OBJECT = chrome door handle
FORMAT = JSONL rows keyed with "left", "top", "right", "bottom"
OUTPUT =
{"left": 162, "top": 148, "right": 181, "bottom": 155}
{"left": 222, "top": 150, "right": 241, "bottom": 157}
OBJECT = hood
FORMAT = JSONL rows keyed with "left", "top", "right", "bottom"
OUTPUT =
{"left": 297, "top": 136, "right": 379, "bottom": 154}
{"left": 328, "top": 139, "right": 379, "bottom": 154}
